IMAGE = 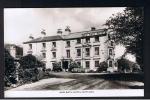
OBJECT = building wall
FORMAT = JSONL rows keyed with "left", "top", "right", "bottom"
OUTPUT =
{"left": 23, "top": 30, "right": 116, "bottom": 71}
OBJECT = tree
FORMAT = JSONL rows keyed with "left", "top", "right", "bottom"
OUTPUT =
{"left": 105, "top": 7, "right": 144, "bottom": 70}
{"left": 5, "top": 49, "right": 16, "bottom": 86}
{"left": 19, "top": 54, "right": 45, "bottom": 82}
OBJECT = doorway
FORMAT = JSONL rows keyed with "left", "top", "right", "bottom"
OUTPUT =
{"left": 62, "top": 61, "right": 69, "bottom": 71}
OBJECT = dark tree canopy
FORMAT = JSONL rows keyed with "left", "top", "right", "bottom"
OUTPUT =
{"left": 19, "top": 54, "right": 45, "bottom": 69}
{"left": 105, "top": 7, "right": 144, "bottom": 69}
{"left": 5, "top": 49, "right": 16, "bottom": 77}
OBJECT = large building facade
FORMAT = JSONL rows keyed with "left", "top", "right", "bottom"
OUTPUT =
{"left": 23, "top": 27, "right": 117, "bottom": 72}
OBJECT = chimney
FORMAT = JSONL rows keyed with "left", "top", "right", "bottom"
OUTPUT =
{"left": 57, "top": 29, "right": 63, "bottom": 35}
{"left": 91, "top": 27, "right": 96, "bottom": 31}
{"left": 64, "top": 26, "right": 71, "bottom": 35}
{"left": 41, "top": 29, "right": 46, "bottom": 37}
{"left": 29, "top": 34, "right": 34, "bottom": 40}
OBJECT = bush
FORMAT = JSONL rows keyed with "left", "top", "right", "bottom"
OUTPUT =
{"left": 5, "top": 49, "right": 16, "bottom": 86}
{"left": 68, "top": 61, "right": 80, "bottom": 72}
{"left": 19, "top": 54, "right": 45, "bottom": 83}
{"left": 97, "top": 61, "right": 108, "bottom": 72}
{"left": 52, "top": 62, "right": 62, "bottom": 72}
{"left": 117, "top": 58, "right": 134, "bottom": 73}
{"left": 132, "top": 63, "right": 141, "bottom": 72}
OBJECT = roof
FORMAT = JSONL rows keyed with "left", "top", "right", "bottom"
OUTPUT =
{"left": 23, "top": 35, "right": 63, "bottom": 44}
{"left": 23, "top": 29, "right": 107, "bottom": 44}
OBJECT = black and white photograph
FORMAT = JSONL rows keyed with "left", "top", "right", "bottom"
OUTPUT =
{"left": 4, "top": 7, "right": 144, "bottom": 97}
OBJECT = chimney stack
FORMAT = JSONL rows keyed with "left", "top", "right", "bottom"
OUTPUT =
{"left": 29, "top": 34, "right": 34, "bottom": 40}
{"left": 57, "top": 29, "right": 63, "bottom": 35}
{"left": 41, "top": 29, "right": 46, "bottom": 37}
{"left": 64, "top": 26, "right": 71, "bottom": 35}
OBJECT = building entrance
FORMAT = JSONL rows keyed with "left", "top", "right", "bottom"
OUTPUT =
{"left": 62, "top": 61, "right": 69, "bottom": 71}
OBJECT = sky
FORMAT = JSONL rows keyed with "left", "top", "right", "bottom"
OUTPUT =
{"left": 4, "top": 7, "right": 136, "bottom": 61}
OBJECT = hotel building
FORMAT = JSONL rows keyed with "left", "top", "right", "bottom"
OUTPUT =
{"left": 23, "top": 27, "right": 117, "bottom": 72}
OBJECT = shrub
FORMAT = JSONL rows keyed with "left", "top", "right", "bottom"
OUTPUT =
{"left": 132, "top": 63, "right": 141, "bottom": 72}
{"left": 97, "top": 61, "right": 108, "bottom": 72}
{"left": 68, "top": 61, "right": 80, "bottom": 72}
{"left": 19, "top": 54, "right": 45, "bottom": 83}
{"left": 117, "top": 58, "right": 134, "bottom": 73}
{"left": 5, "top": 49, "right": 16, "bottom": 86}
{"left": 52, "top": 62, "right": 62, "bottom": 72}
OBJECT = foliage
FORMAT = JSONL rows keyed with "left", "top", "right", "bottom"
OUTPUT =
{"left": 105, "top": 7, "right": 144, "bottom": 70}
{"left": 5, "top": 49, "right": 16, "bottom": 86}
{"left": 19, "top": 54, "right": 45, "bottom": 69}
{"left": 68, "top": 61, "right": 80, "bottom": 72}
{"left": 19, "top": 54, "right": 45, "bottom": 82}
{"left": 97, "top": 61, "right": 108, "bottom": 72}
{"left": 52, "top": 62, "right": 62, "bottom": 72}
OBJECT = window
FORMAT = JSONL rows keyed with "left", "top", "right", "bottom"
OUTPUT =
{"left": 42, "top": 43, "right": 46, "bottom": 48}
{"left": 95, "top": 36, "right": 99, "bottom": 42}
{"left": 95, "top": 61, "right": 99, "bottom": 67}
{"left": 109, "top": 61, "right": 113, "bottom": 67}
{"left": 77, "top": 38, "right": 81, "bottom": 44}
{"left": 109, "top": 49, "right": 113, "bottom": 56}
{"left": 76, "top": 49, "right": 81, "bottom": 57}
{"left": 95, "top": 47, "right": 99, "bottom": 55}
{"left": 52, "top": 52, "right": 56, "bottom": 58}
{"left": 29, "top": 44, "right": 32, "bottom": 50}
{"left": 85, "top": 61, "right": 90, "bottom": 68}
{"left": 110, "top": 41, "right": 114, "bottom": 46}
{"left": 52, "top": 42, "right": 56, "bottom": 48}
{"left": 85, "top": 48, "right": 90, "bottom": 57}
{"left": 66, "top": 41, "right": 70, "bottom": 47}
{"left": 85, "top": 37, "right": 90, "bottom": 43}
{"left": 66, "top": 50, "right": 70, "bottom": 58}
{"left": 42, "top": 53, "right": 46, "bottom": 58}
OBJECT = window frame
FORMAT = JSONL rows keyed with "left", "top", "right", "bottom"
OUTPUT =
{"left": 85, "top": 61, "right": 90, "bottom": 68}
{"left": 76, "top": 48, "right": 81, "bottom": 57}
{"left": 85, "top": 48, "right": 90, "bottom": 57}
{"left": 52, "top": 52, "right": 56, "bottom": 58}
{"left": 95, "top": 47, "right": 99, "bottom": 55}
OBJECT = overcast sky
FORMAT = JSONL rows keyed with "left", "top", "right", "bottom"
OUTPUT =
{"left": 4, "top": 8, "right": 125, "bottom": 45}
{"left": 4, "top": 7, "right": 135, "bottom": 60}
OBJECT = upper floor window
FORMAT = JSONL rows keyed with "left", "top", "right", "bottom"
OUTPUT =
{"left": 77, "top": 38, "right": 81, "bottom": 44}
{"left": 29, "top": 44, "right": 32, "bottom": 50}
{"left": 95, "top": 47, "right": 99, "bottom": 55}
{"left": 110, "top": 41, "right": 114, "bottom": 46}
{"left": 85, "top": 37, "right": 90, "bottom": 43}
{"left": 52, "top": 42, "right": 56, "bottom": 48}
{"left": 42, "top": 53, "right": 46, "bottom": 58}
{"left": 95, "top": 61, "right": 99, "bottom": 67}
{"left": 109, "top": 49, "right": 113, "bottom": 56}
{"left": 76, "top": 49, "right": 81, "bottom": 57}
{"left": 42, "top": 43, "right": 46, "bottom": 48}
{"left": 85, "top": 48, "right": 90, "bottom": 57}
{"left": 66, "top": 41, "right": 70, "bottom": 47}
{"left": 66, "top": 50, "right": 70, "bottom": 58}
{"left": 52, "top": 52, "right": 56, "bottom": 58}
{"left": 95, "top": 36, "right": 99, "bottom": 42}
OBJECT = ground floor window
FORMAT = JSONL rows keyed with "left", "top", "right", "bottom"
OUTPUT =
{"left": 85, "top": 61, "right": 90, "bottom": 68}
{"left": 109, "top": 60, "right": 113, "bottom": 67}
{"left": 95, "top": 61, "right": 99, "bottom": 67}
{"left": 42, "top": 53, "right": 46, "bottom": 58}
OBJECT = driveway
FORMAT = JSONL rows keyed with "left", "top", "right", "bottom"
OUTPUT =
{"left": 6, "top": 72, "right": 144, "bottom": 91}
